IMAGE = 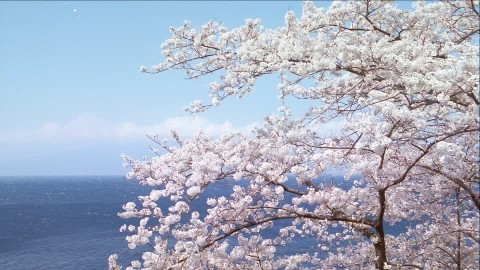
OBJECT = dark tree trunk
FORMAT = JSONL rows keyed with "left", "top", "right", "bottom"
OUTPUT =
{"left": 374, "top": 189, "right": 388, "bottom": 270}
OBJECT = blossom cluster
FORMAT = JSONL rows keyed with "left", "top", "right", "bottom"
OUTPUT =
{"left": 112, "top": 1, "right": 479, "bottom": 269}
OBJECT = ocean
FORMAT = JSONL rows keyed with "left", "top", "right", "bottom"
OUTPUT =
{"left": 0, "top": 175, "right": 407, "bottom": 270}
{"left": 0, "top": 175, "right": 330, "bottom": 269}
{"left": 0, "top": 176, "right": 149, "bottom": 270}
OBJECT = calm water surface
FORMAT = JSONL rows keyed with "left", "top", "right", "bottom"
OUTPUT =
{"left": 0, "top": 176, "right": 148, "bottom": 270}
{"left": 0, "top": 175, "right": 407, "bottom": 269}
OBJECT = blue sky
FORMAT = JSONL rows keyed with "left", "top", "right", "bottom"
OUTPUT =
{"left": 0, "top": 1, "right": 311, "bottom": 175}
{"left": 0, "top": 1, "right": 413, "bottom": 176}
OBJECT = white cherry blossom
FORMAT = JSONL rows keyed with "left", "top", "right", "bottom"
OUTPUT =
{"left": 112, "top": 1, "right": 479, "bottom": 269}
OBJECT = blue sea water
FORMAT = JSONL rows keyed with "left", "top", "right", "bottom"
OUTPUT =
{"left": 0, "top": 175, "right": 408, "bottom": 270}
{"left": 0, "top": 176, "right": 149, "bottom": 270}
{"left": 0, "top": 175, "right": 333, "bottom": 269}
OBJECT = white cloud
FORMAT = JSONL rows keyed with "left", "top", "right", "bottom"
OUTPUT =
{"left": 0, "top": 113, "right": 257, "bottom": 143}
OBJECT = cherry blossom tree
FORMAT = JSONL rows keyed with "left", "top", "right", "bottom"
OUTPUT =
{"left": 110, "top": 1, "right": 479, "bottom": 269}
